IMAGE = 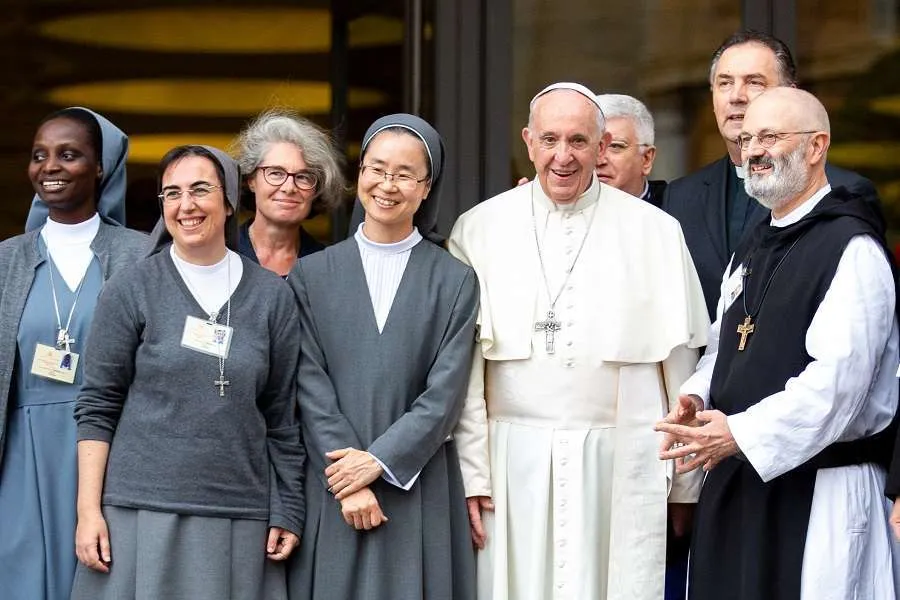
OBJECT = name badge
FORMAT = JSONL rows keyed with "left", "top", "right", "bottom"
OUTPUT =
{"left": 724, "top": 267, "right": 744, "bottom": 310}
{"left": 181, "top": 315, "right": 233, "bottom": 359}
{"left": 31, "top": 343, "right": 79, "bottom": 384}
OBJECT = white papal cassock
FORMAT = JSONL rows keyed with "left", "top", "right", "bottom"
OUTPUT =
{"left": 449, "top": 177, "right": 710, "bottom": 600}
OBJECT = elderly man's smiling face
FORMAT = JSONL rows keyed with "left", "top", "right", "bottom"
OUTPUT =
{"left": 523, "top": 90, "right": 607, "bottom": 204}
{"left": 739, "top": 88, "right": 830, "bottom": 215}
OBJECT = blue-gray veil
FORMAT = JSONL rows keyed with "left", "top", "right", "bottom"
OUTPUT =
{"left": 25, "top": 106, "right": 128, "bottom": 231}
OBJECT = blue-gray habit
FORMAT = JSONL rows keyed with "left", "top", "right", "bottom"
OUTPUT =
{"left": 0, "top": 106, "right": 146, "bottom": 600}
{"left": 287, "top": 113, "right": 478, "bottom": 600}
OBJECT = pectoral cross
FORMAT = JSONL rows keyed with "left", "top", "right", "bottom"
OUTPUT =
{"left": 736, "top": 316, "right": 755, "bottom": 351}
{"left": 214, "top": 376, "right": 230, "bottom": 397}
{"left": 56, "top": 328, "right": 75, "bottom": 351}
{"left": 534, "top": 310, "right": 562, "bottom": 354}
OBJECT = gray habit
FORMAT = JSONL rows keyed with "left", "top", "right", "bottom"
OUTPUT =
{"left": 287, "top": 237, "right": 478, "bottom": 600}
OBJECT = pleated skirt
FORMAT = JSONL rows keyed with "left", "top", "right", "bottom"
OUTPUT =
{"left": 70, "top": 506, "right": 287, "bottom": 600}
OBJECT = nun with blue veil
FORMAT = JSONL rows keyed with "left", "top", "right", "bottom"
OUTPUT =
{"left": 0, "top": 107, "right": 147, "bottom": 600}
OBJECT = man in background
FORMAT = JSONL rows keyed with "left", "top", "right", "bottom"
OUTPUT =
{"left": 595, "top": 93, "right": 667, "bottom": 207}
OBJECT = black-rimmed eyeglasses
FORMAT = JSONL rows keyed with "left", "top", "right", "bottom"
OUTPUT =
{"left": 258, "top": 166, "right": 318, "bottom": 191}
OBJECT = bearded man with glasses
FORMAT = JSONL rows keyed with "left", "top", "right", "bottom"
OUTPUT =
{"left": 656, "top": 87, "right": 900, "bottom": 600}
{"left": 661, "top": 30, "right": 877, "bottom": 323}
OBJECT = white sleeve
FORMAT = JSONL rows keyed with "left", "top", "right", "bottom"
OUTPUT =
{"left": 727, "top": 235, "right": 896, "bottom": 482}
{"left": 680, "top": 257, "right": 736, "bottom": 407}
{"left": 371, "top": 454, "right": 420, "bottom": 490}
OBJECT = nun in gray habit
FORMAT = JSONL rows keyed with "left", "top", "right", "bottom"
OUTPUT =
{"left": 287, "top": 114, "right": 478, "bottom": 600}
{"left": 71, "top": 145, "right": 304, "bottom": 600}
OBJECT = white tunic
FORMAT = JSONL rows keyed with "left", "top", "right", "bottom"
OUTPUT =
{"left": 682, "top": 185, "right": 900, "bottom": 599}
{"left": 449, "top": 177, "right": 710, "bottom": 600}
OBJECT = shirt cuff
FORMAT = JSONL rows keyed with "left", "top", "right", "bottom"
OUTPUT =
{"left": 370, "top": 454, "right": 420, "bottom": 491}
{"left": 727, "top": 412, "right": 776, "bottom": 482}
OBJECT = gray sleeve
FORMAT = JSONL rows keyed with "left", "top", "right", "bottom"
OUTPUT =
{"left": 74, "top": 273, "right": 141, "bottom": 442}
{"left": 290, "top": 265, "right": 364, "bottom": 469}
{"left": 367, "top": 269, "right": 479, "bottom": 485}
{"left": 261, "top": 288, "right": 306, "bottom": 536}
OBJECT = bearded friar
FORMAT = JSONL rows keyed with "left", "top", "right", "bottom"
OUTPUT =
{"left": 656, "top": 86, "right": 900, "bottom": 600}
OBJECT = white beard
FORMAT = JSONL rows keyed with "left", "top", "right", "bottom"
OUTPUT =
{"left": 744, "top": 143, "right": 810, "bottom": 212}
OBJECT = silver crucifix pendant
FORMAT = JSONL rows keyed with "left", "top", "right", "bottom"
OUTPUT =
{"left": 56, "top": 328, "right": 75, "bottom": 350}
{"left": 534, "top": 310, "right": 562, "bottom": 354}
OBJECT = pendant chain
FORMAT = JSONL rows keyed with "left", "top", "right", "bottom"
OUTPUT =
{"left": 529, "top": 184, "right": 598, "bottom": 312}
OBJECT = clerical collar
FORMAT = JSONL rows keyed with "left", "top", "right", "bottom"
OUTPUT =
{"left": 355, "top": 223, "right": 422, "bottom": 254}
{"left": 734, "top": 164, "right": 746, "bottom": 180}
{"left": 639, "top": 180, "right": 650, "bottom": 200}
{"left": 533, "top": 176, "right": 600, "bottom": 213}
{"left": 770, "top": 184, "right": 832, "bottom": 228}
{"left": 41, "top": 212, "right": 100, "bottom": 247}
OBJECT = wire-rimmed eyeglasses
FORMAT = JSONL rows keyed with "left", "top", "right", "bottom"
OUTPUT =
{"left": 359, "top": 164, "right": 429, "bottom": 191}
{"left": 158, "top": 184, "right": 222, "bottom": 203}
{"left": 737, "top": 131, "right": 817, "bottom": 151}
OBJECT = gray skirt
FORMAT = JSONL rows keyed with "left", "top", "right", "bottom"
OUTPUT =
{"left": 70, "top": 506, "right": 287, "bottom": 600}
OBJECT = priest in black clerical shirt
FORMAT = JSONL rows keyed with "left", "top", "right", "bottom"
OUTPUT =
{"left": 662, "top": 30, "right": 877, "bottom": 322}
{"left": 655, "top": 87, "right": 900, "bottom": 600}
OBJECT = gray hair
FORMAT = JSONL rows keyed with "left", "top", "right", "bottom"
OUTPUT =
{"left": 595, "top": 94, "right": 655, "bottom": 147}
{"left": 232, "top": 108, "right": 346, "bottom": 212}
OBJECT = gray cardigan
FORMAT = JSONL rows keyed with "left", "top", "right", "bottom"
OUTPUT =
{"left": 0, "top": 219, "right": 148, "bottom": 468}
{"left": 75, "top": 250, "right": 306, "bottom": 535}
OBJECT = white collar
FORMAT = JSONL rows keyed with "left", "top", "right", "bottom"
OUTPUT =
{"left": 41, "top": 213, "right": 100, "bottom": 247}
{"left": 639, "top": 180, "right": 650, "bottom": 199}
{"left": 734, "top": 164, "right": 746, "bottom": 180}
{"left": 169, "top": 245, "right": 234, "bottom": 274}
{"left": 533, "top": 175, "right": 601, "bottom": 213}
{"left": 355, "top": 224, "right": 422, "bottom": 254}
{"left": 770, "top": 184, "right": 832, "bottom": 227}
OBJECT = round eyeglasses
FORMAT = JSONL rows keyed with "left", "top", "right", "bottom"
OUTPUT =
{"left": 258, "top": 166, "right": 318, "bottom": 191}
{"left": 738, "top": 131, "right": 817, "bottom": 151}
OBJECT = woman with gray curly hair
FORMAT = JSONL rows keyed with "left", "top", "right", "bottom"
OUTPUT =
{"left": 234, "top": 109, "right": 346, "bottom": 276}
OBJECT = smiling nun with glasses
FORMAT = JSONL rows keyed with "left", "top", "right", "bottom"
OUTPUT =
{"left": 286, "top": 114, "right": 479, "bottom": 600}
{"left": 233, "top": 109, "right": 346, "bottom": 277}
{"left": 70, "top": 145, "right": 305, "bottom": 600}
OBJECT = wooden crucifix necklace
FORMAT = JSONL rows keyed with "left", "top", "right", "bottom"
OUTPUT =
{"left": 530, "top": 186, "right": 598, "bottom": 354}
{"left": 738, "top": 231, "right": 807, "bottom": 351}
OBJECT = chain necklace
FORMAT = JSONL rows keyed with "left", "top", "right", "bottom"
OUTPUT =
{"left": 172, "top": 250, "right": 233, "bottom": 396}
{"left": 530, "top": 184, "right": 599, "bottom": 354}
{"left": 48, "top": 262, "right": 86, "bottom": 353}
{"left": 736, "top": 231, "right": 808, "bottom": 351}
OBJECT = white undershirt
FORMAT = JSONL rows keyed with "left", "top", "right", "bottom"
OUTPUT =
{"left": 41, "top": 213, "right": 100, "bottom": 291}
{"left": 169, "top": 246, "right": 244, "bottom": 317}
{"left": 354, "top": 223, "right": 423, "bottom": 490}
{"left": 354, "top": 224, "right": 422, "bottom": 333}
